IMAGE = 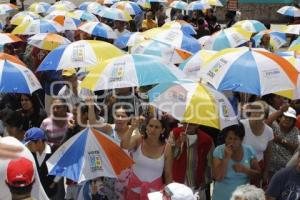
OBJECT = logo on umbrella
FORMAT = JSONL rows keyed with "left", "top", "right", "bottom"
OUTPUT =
{"left": 207, "top": 58, "right": 227, "bottom": 79}
{"left": 88, "top": 150, "right": 103, "bottom": 172}
{"left": 72, "top": 45, "right": 85, "bottom": 62}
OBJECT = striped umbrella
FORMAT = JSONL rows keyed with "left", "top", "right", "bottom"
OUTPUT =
{"left": 114, "top": 32, "right": 145, "bottom": 49}
{"left": 136, "top": 0, "right": 151, "bottom": 9}
{"left": 148, "top": 81, "right": 237, "bottom": 129}
{"left": 97, "top": 0, "right": 120, "bottom": 5}
{"left": 0, "top": 53, "right": 41, "bottom": 94}
{"left": 162, "top": 20, "right": 197, "bottom": 35}
{"left": 200, "top": 47, "right": 298, "bottom": 98}
{"left": 45, "top": 11, "right": 81, "bottom": 31}
{"left": 0, "top": 33, "right": 22, "bottom": 45}
{"left": 233, "top": 20, "right": 266, "bottom": 33}
{"left": 72, "top": 10, "right": 99, "bottom": 22}
{"left": 111, "top": 1, "right": 142, "bottom": 15}
{"left": 282, "top": 24, "right": 300, "bottom": 35}
{"left": 47, "top": 128, "right": 134, "bottom": 183}
{"left": 47, "top": 4, "right": 74, "bottom": 13}
{"left": 97, "top": 7, "right": 132, "bottom": 21}
{"left": 79, "top": 2, "right": 104, "bottom": 14}
{"left": 28, "top": 33, "right": 71, "bottom": 51}
{"left": 253, "top": 30, "right": 287, "bottom": 50}
{"left": 37, "top": 40, "right": 124, "bottom": 71}
{"left": 200, "top": 0, "right": 223, "bottom": 7}
{"left": 12, "top": 19, "right": 63, "bottom": 35}
{"left": 169, "top": 1, "right": 188, "bottom": 10}
{"left": 80, "top": 54, "right": 185, "bottom": 90}
{"left": 11, "top": 11, "right": 40, "bottom": 25}
{"left": 289, "top": 36, "right": 300, "bottom": 51}
{"left": 277, "top": 6, "right": 300, "bottom": 17}
{"left": 0, "top": 3, "right": 17, "bottom": 15}
{"left": 54, "top": 1, "right": 76, "bottom": 10}
{"left": 28, "top": 2, "right": 50, "bottom": 14}
{"left": 186, "top": 1, "right": 211, "bottom": 11}
{"left": 78, "top": 22, "right": 117, "bottom": 39}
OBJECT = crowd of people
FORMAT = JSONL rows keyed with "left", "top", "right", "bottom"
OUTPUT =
{"left": 0, "top": 0, "right": 300, "bottom": 200}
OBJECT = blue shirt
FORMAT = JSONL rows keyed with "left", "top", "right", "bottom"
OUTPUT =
{"left": 212, "top": 144, "right": 257, "bottom": 200}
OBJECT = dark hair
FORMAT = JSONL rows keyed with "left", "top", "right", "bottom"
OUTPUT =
{"left": 52, "top": 98, "right": 69, "bottom": 112}
{"left": 141, "top": 118, "right": 169, "bottom": 144}
{"left": 221, "top": 123, "right": 245, "bottom": 141}
{"left": 115, "top": 104, "right": 133, "bottom": 118}
{"left": 4, "top": 111, "right": 23, "bottom": 129}
{"left": 20, "top": 94, "right": 43, "bottom": 113}
{"left": 7, "top": 181, "right": 34, "bottom": 196}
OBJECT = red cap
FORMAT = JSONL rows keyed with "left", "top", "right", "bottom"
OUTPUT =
{"left": 6, "top": 157, "right": 34, "bottom": 187}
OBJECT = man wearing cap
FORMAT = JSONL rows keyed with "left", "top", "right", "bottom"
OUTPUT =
{"left": 266, "top": 107, "right": 300, "bottom": 180}
{"left": 23, "top": 127, "right": 58, "bottom": 198}
{"left": 6, "top": 157, "right": 36, "bottom": 200}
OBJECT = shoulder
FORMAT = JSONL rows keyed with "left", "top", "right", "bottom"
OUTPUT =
{"left": 198, "top": 130, "right": 213, "bottom": 144}
{"left": 213, "top": 144, "right": 225, "bottom": 158}
{"left": 41, "top": 117, "right": 52, "bottom": 124}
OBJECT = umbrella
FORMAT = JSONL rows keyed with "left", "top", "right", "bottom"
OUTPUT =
{"left": 277, "top": 6, "right": 300, "bottom": 17}
{"left": 37, "top": 40, "right": 124, "bottom": 71}
{"left": 54, "top": 0, "right": 76, "bottom": 10}
{"left": 80, "top": 54, "right": 185, "bottom": 91}
{"left": 10, "top": 11, "right": 40, "bottom": 25}
{"left": 28, "top": 33, "right": 71, "bottom": 51}
{"left": 0, "top": 3, "right": 17, "bottom": 15}
{"left": 200, "top": 0, "right": 223, "bottom": 7}
{"left": 199, "top": 47, "right": 298, "bottom": 98}
{"left": 47, "top": 4, "right": 74, "bottom": 13}
{"left": 0, "top": 53, "right": 41, "bottom": 94}
{"left": 186, "top": 1, "right": 211, "bottom": 11}
{"left": 142, "top": 28, "right": 201, "bottom": 53}
{"left": 202, "top": 27, "right": 252, "bottom": 51}
{"left": 233, "top": 20, "right": 266, "bottom": 33}
{"left": 111, "top": 1, "right": 142, "bottom": 15}
{"left": 72, "top": 10, "right": 99, "bottom": 22}
{"left": 136, "top": 0, "right": 151, "bottom": 9}
{"left": 78, "top": 21, "right": 117, "bottom": 39}
{"left": 0, "top": 33, "right": 22, "bottom": 45}
{"left": 179, "top": 50, "right": 216, "bottom": 80}
{"left": 282, "top": 24, "right": 300, "bottom": 35}
{"left": 79, "top": 2, "right": 104, "bottom": 14}
{"left": 12, "top": 19, "right": 63, "bottom": 35}
{"left": 147, "top": 0, "right": 168, "bottom": 3}
{"left": 169, "top": 1, "right": 188, "bottom": 10}
{"left": 289, "top": 36, "right": 300, "bottom": 51}
{"left": 47, "top": 128, "right": 134, "bottom": 183}
{"left": 113, "top": 32, "right": 145, "bottom": 49}
{"left": 130, "top": 40, "right": 192, "bottom": 64}
{"left": 148, "top": 81, "right": 238, "bottom": 129}
{"left": 97, "top": 7, "right": 132, "bottom": 22}
{"left": 28, "top": 2, "right": 50, "bottom": 14}
{"left": 97, "top": 0, "right": 120, "bottom": 5}
{"left": 253, "top": 30, "right": 287, "bottom": 50}
{"left": 45, "top": 11, "right": 81, "bottom": 31}
{"left": 162, "top": 20, "right": 197, "bottom": 36}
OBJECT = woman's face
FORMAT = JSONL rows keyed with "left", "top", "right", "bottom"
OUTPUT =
{"left": 20, "top": 95, "right": 33, "bottom": 111}
{"left": 249, "top": 109, "right": 265, "bottom": 121}
{"left": 114, "top": 109, "right": 130, "bottom": 127}
{"left": 52, "top": 99, "right": 67, "bottom": 118}
{"left": 146, "top": 119, "right": 164, "bottom": 138}
{"left": 225, "top": 131, "right": 242, "bottom": 150}
{"left": 279, "top": 115, "right": 295, "bottom": 131}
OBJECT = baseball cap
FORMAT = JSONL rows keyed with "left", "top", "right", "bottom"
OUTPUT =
{"left": 62, "top": 68, "right": 76, "bottom": 77}
{"left": 6, "top": 157, "right": 34, "bottom": 187}
{"left": 283, "top": 107, "right": 297, "bottom": 119}
{"left": 22, "top": 127, "right": 46, "bottom": 144}
{"left": 148, "top": 183, "right": 196, "bottom": 200}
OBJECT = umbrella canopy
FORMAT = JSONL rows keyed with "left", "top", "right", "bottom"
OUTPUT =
{"left": 53, "top": 0, "right": 76, "bottom": 10}
{"left": 114, "top": 32, "right": 145, "bottom": 49}
{"left": 72, "top": 10, "right": 99, "bottom": 22}
{"left": 131, "top": 40, "right": 192, "bottom": 64}
{"left": 79, "top": 2, "right": 104, "bottom": 14}
{"left": 179, "top": 50, "right": 216, "bottom": 80}
{"left": 45, "top": 11, "right": 81, "bottom": 31}
{"left": 28, "top": 33, "right": 71, "bottom": 51}
{"left": 47, "top": 128, "right": 134, "bottom": 183}
{"left": 202, "top": 27, "right": 252, "bottom": 51}
{"left": 97, "top": 7, "right": 132, "bottom": 21}
{"left": 37, "top": 40, "right": 124, "bottom": 71}
{"left": 253, "top": 30, "right": 287, "bottom": 50}
{"left": 0, "top": 33, "right": 22, "bottom": 45}
{"left": 0, "top": 53, "right": 41, "bottom": 94}
{"left": 97, "top": 0, "right": 120, "bottom": 5}
{"left": 136, "top": 0, "right": 151, "bottom": 9}
{"left": 199, "top": 47, "right": 298, "bottom": 98}
{"left": 289, "top": 36, "right": 300, "bottom": 51}
{"left": 277, "top": 6, "right": 300, "bottom": 17}
{"left": 11, "top": 11, "right": 40, "bottom": 25}
{"left": 186, "top": 1, "right": 211, "bottom": 11}
{"left": 148, "top": 81, "right": 238, "bottom": 129}
{"left": 162, "top": 20, "right": 197, "bottom": 36}
{"left": 28, "top": 2, "right": 50, "bottom": 14}
{"left": 233, "top": 20, "right": 266, "bottom": 33}
{"left": 282, "top": 24, "right": 300, "bottom": 35}
{"left": 12, "top": 19, "right": 63, "bottom": 35}
{"left": 200, "top": 0, "right": 223, "bottom": 7}
{"left": 0, "top": 3, "right": 17, "bottom": 15}
{"left": 78, "top": 21, "right": 117, "bottom": 39}
{"left": 47, "top": 4, "right": 74, "bottom": 13}
{"left": 111, "top": 1, "right": 142, "bottom": 15}
{"left": 142, "top": 28, "right": 200, "bottom": 53}
{"left": 80, "top": 54, "right": 185, "bottom": 91}
{"left": 169, "top": 1, "right": 188, "bottom": 10}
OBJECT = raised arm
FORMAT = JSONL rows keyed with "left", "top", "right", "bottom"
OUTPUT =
{"left": 120, "top": 117, "right": 142, "bottom": 151}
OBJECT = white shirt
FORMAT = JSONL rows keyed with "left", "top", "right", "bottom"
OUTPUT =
{"left": 241, "top": 119, "right": 274, "bottom": 161}
{"left": 36, "top": 143, "right": 51, "bottom": 167}
{"left": 114, "top": 29, "right": 130, "bottom": 38}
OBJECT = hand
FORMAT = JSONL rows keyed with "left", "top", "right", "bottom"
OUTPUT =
{"left": 224, "top": 144, "right": 233, "bottom": 159}
{"left": 233, "top": 163, "right": 246, "bottom": 173}
{"left": 0, "top": 143, "right": 22, "bottom": 159}
{"left": 107, "top": 95, "right": 117, "bottom": 107}
{"left": 131, "top": 116, "right": 144, "bottom": 129}
{"left": 273, "top": 135, "right": 283, "bottom": 144}
{"left": 279, "top": 103, "right": 289, "bottom": 113}
{"left": 67, "top": 119, "right": 76, "bottom": 129}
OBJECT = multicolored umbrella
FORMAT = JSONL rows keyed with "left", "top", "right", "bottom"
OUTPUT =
{"left": 0, "top": 3, "right": 17, "bottom": 15}
{"left": 202, "top": 27, "right": 252, "bottom": 51}
{"left": 78, "top": 22, "right": 116, "bottom": 39}
{"left": 142, "top": 28, "right": 201, "bottom": 53}
{"left": 162, "top": 20, "right": 197, "bottom": 35}
{"left": 28, "top": 2, "right": 50, "bottom": 14}
{"left": 186, "top": 1, "right": 211, "bottom": 11}
{"left": 136, "top": 0, "right": 151, "bottom": 9}
{"left": 45, "top": 11, "right": 81, "bottom": 31}
{"left": 0, "top": 53, "right": 41, "bottom": 94}
{"left": 148, "top": 81, "right": 237, "bottom": 129}
{"left": 12, "top": 19, "right": 63, "bottom": 35}
{"left": 0, "top": 33, "right": 22, "bottom": 45}
{"left": 282, "top": 24, "right": 300, "bottom": 35}
{"left": 47, "top": 128, "right": 134, "bottom": 183}
{"left": 11, "top": 11, "right": 40, "bottom": 25}
{"left": 253, "top": 30, "right": 287, "bottom": 50}
{"left": 28, "top": 33, "right": 71, "bottom": 51}
{"left": 131, "top": 40, "right": 192, "bottom": 64}
{"left": 179, "top": 50, "right": 216, "bottom": 80}
{"left": 277, "top": 6, "right": 300, "bottom": 17}
{"left": 199, "top": 47, "right": 298, "bottom": 98}
{"left": 97, "top": 0, "right": 119, "bottom": 5}
{"left": 79, "top": 2, "right": 104, "bottom": 14}
{"left": 54, "top": 0, "right": 77, "bottom": 10}
{"left": 289, "top": 36, "right": 300, "bottom": 51}
{"left": 113, "top": 32, "right": 145, "bottom": 49}
{"left": 97, "top": 7, "right": 132, "bottom": 21}
{"left": 37, "top": 40, "right": 124, "bottom": 71}
{"left": 72, "top": 10, "right": 99, "bottom": 22}
{"left": 233, "top": 20, "right": 266, "bottom": 33}
{"left": 47, "top": 4, "right": 74, "bottom": 13}
{"left": 80, "top": 54, "right": 185, "bottom": 90}
{"left": 200, "top": 0, "right": 223, "bottom": 7}
{"left": 111, "top": 1, "right": 142, "bottom": 15}
{"left": 169, "top": 1, "right": 188, "bottom": 10}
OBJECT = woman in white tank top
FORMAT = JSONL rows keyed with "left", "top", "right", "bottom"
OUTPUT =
{"left": 121, "top": 117, "right": 173, "bottom": 200}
